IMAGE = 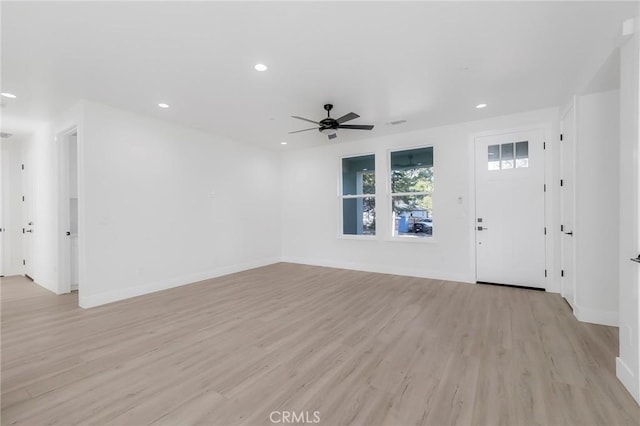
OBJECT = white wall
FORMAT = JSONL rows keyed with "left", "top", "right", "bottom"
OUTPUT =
{"left": 78, "top": 101, "right": 282, "bottom": 307}
{"left": 281, "top": 108, "right": 560, "bottom": 289}
{"left": 1, "top": 138, "right": 25, "bottom": 276}
{"left": 574, "top": 89, "right": 620, "bottom": 326}
{"left": 617, "top": 20, "right": 640, "bottom": 404}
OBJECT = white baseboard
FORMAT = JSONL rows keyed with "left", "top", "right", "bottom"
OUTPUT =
{"left": 573, "top": 303, "right": 619, "bottom": 327}
{"left": 280, "top": 256, "right": 475, "bottom": 284}
{"left": 616, "top": 357, "right": 640, "bottom": 404}
{"left": 79, "top": 257, "right": 280, "bottom": 308}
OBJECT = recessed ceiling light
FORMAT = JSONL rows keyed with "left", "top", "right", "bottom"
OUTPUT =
{"left": 158, "top": 103, "right": 170, "bottom": 108}
{"left": 254, "top": 63, "right": 268, "bottom": 72}
{"left": 280, "top": 141, "right": 287, "bottom": 145}
{"left": 476, "top": 103, "right": 487, "bottom": 109}
{"left": 1, "top": 93, "right": 17, "bottom": 98}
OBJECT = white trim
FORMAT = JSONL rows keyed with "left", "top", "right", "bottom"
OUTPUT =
{"left": 616, "top": 357, "right": 640, "bottom": 403}
{"left": 79, "top": 257, "right": 280, "bottom": 308}
{"left": 573, "top": 302, "right": 619, "bottom": 327}
{"left": 281, "top": 256, "right": 475, "bottom": 284}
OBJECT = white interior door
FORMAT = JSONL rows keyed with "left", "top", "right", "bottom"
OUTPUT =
{"left": 475, "top": 129, "right": 546, "bottom": 288}
{"left": 560, "top": 106, "right": 576, "bottom": 308}
{"left": 68, "top": 133, "right": 79, "bottom": 291}
{"left": 22, "top": 152, "right": 34, "bottom": 280}
{"left": 0, "top": 146, "right": 5, "bottom": 277}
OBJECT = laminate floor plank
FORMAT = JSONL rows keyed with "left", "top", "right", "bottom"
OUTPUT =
{"left": 2, "top": 264, "right": 638, "bottom": 425}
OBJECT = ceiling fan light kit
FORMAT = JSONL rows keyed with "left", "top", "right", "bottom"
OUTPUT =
{"left": 289, "top": 104, "right": 374, "bottom": 140}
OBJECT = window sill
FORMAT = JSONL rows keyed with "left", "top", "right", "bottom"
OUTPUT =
{"left": 387, "top": 236, "right": 439, "bottom": 244}
{"left": 337, "top": 234, "right": 378, "bottom": 241}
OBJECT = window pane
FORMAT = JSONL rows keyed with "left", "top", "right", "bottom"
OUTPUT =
{"left": 391, "top": 147, "right": 434, "bottom": 193}
{"left": 516, "top": 141, "right": 529, "bottom": 168}
{"left": 488, "top": 144, "right": 500, "bottom": 170}
{"left": 392, "top": 195, "right": 433, "bottom": 238}
{"left": 343, "top": 197, "right": 376, "bottom": 235}
{"left": 342, "top": 155, "right": 375, "bottom": 195}
{"left": 501, "top": 143, "right": 514, "bottom": 169}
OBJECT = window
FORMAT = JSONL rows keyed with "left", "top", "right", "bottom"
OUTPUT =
{"left": 390, "top": 147, "right": 434, "bottom": 238}
{"left": 341, "top": 154, "right": 375, "bottom": 235}
{"left": 488, "top": 141, "right": 528, "bottom": 170}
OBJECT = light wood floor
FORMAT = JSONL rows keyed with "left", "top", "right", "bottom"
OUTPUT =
{"left": 1, "top": 263, "right": 638, "bottom": 426}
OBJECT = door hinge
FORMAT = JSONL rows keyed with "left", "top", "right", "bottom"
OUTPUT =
{"left": 561, "top": 224, "right": 564, "bottom": 232}
{"left": 560, "top": 134, "right": 564, "bottom": 141}
{"left": 21, "top": 164, "right": 24, "bottom": 170}
{"left": 22, "top": 195, "right": 25, "bottom": 202}
{"left": 544, "top": 227, "right": 547, "bottom": 235}
{"left": 22, "top": 259, "right": 25, "bottom": 265}
{"left": 561, "top": 270, "right": 565, "bottom": 277}
{"left": 543, "top": 141, "right": 546, "bottom": 150}
{"left": 560, "top": 179, "right": 564, "bottom": 187}
{"left": 545, "top": 269, "right": 548, "bottom": 277}
{"left": 544, "top": 184, "right": 547, "bottom": 192}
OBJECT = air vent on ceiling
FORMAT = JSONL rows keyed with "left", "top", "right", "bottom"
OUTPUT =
{"left": 0, "top": 132, "right": 13, "bottom": 139}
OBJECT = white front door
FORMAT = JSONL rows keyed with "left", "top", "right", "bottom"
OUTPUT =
{"left": 475, "top": 129, "right": 546, "bottom": 288}
{"left": 560, "top": 106, "right": 576, "bottom": 307}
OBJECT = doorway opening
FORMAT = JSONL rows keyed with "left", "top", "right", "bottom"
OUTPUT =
{"left": 58, "top": 128, "right": 79, "bottom": 294}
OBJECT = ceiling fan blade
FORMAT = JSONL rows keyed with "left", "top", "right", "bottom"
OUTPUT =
{"left": 288, "top": 127, "right": 319, "bottom": 134}
{"left": 291, "top": 116, "right": 319, "bottom": 125}
{"left": 336, "top": 112, "right": 360, "bottom": 124}
{"left": 338, "top": 124, "right": 374, "bottom": 130}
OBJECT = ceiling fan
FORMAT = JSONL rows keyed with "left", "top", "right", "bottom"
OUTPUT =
{"left": 289, "top": 104, "right": 374, "bottom": 140}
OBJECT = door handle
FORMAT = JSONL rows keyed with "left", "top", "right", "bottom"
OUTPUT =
{"left": 66, "top": 231, "right": 71, "bottom": 236}
{"left": 25, "top": 229, "right": 33, "bottom": 233}
{"left": 477, "top": 226, "right": 489, "bottom": 231}
{"left": 632, "top": 255, "right": 640, "bottom": 264}
{"left": 564, "top": 232, "right": 573, "bottom": 236}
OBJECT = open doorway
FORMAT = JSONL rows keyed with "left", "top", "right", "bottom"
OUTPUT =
{"left": 58, "top": 128, "right": 79, "bottom": 294}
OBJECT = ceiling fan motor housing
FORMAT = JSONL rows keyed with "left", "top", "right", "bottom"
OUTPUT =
{"left": 319, "top": 118, "right": 339, "bottom": 130}
{"left": 320, "top": 104, "right": 338, "bottom": 131}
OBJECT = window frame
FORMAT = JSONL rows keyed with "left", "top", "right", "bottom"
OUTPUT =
{"left": 386, "top": 144, "right": 437, "bottom": 242}
{"left": 338, "top": 152, "right": 377, "bottom": 240}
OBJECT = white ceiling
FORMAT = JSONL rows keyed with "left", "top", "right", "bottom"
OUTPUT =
{"left": 1, "top": 1, "right": 637, "bottom": 149}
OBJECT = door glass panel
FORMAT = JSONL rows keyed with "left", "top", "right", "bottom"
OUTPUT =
{"left": 516, "top": 141, "right": 529, "bottom": 168}
{"left": 501, "top": 143, "right": 514, "bottom": 169}
{"left": 488, "top": 144, "right": 500, "bottom": 170}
